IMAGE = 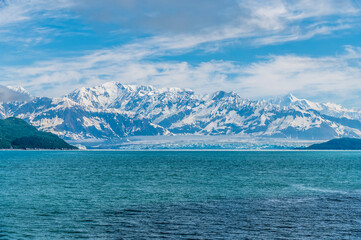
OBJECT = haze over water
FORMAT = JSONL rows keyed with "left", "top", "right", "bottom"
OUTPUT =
{"left": 0, "top": 151, "right": 360, "bottom": 239}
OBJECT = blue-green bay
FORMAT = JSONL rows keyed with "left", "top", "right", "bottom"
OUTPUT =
{"left": 0, "top": 151, "right": 360, "bottom": 239}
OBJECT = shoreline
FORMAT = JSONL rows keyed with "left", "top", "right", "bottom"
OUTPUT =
{"left": 1, "top": 149, "right": 361, "bottom": 152}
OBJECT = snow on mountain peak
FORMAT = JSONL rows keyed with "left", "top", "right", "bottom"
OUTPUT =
{"left": 273, "top": 93, "right": 299, "bottom": 106}
{"left": 0, "top": 85, "right": 31, "bottom": 102}
{"left": 67, "top": 81, "right": 197, "bottom": 108}
{"left": 7, "top": 86, "right": 31, "bottom": 96}
{"left": 286, "top": 93, "right": 298, "bottom": 102}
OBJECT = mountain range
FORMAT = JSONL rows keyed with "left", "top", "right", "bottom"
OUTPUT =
{"left": 1, "top": 82, "right": 361, "bottom": 142}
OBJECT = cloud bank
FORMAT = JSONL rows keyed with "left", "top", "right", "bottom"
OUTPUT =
{"left": 1, "top": 0, "right": 361, "bottom": 107}
{"left": 2, "top": 45, "right": 361, "bottom": 107}
{"left": 1, "top": 0, "right": 360, "bottom": 47}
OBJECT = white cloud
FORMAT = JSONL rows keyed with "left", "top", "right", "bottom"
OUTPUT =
{"left": 0, "top": 0, "right": 360, "bottom": 47}
{"left": 0, "top": 0, "right": 29, "bottom": 27}
{"left": 2, "top": 44, "right": 361, "bottom": 107}
{"left": 0, "top": 0, "right": 73, "bottom": 23}
{"left": 0, "top": 0, "right": 74, "bottom": 44}
{"left": 1, "top": 0, "right": 361, "bottom": 107}
{"left": 116, "top": 0, "right": 361, "bottom": 49}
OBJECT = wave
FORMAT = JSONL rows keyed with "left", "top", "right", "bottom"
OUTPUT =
{"left": 292, "top": 184, "right": 348, "bottom": 194}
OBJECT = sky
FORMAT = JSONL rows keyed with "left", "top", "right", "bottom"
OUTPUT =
{"left": 1, "top": 0, "right": 361, "bottom": 107}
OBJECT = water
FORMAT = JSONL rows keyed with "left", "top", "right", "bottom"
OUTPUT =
{"left": 0, "top": 151, "right": 360, "bottom": 239}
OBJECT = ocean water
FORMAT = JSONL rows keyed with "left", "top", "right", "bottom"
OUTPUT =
{"left": 0, "top": 151, "right": 360, "bottom": 239}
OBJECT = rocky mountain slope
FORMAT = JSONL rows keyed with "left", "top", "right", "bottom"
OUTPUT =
{"left": 1, "top": 82, "right": 361, "bottom": 141}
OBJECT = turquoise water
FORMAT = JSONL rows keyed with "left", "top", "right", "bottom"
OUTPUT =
{"left": 0, "top": 151, "right": 360, "bottom": 239}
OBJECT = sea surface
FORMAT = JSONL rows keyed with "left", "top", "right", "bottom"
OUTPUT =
{"left": 0, "top": 151, "right": 360, "bottom": 239}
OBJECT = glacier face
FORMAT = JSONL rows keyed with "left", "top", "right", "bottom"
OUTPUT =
{"left": 1, "top": 81, "right": 361, "bottom": 141}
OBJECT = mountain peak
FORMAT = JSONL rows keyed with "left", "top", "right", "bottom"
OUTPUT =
{"left": 7, "top": 86, "right": 31, "bottom": 96}
{"left": 211, "top": 90, "right": 239, "bottom": 100}
{"left": 284, "top": 93, "right": 298, "bottom": 102}
{"left": 271, "top": 93, "right": 299, "bottom": 106}
{"left": 0, "top": 85, "right": 31, "bottom": 102}
{"left": 100, "top": 81, "right": 157, "bottom": 92}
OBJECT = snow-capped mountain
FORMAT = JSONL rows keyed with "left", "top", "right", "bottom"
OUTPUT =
{"left": 272, "top": 93, "right": 361, "bottom": 120}
{"left": 1, "top": 82, "right": 361, "bottom": 141}
{"left": 0, "top": 85, "right": 32, "bottom": 103}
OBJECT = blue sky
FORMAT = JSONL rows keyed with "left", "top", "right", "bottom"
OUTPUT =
{"left": 1, "top": 0, "right": 361, "bottom": 107}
